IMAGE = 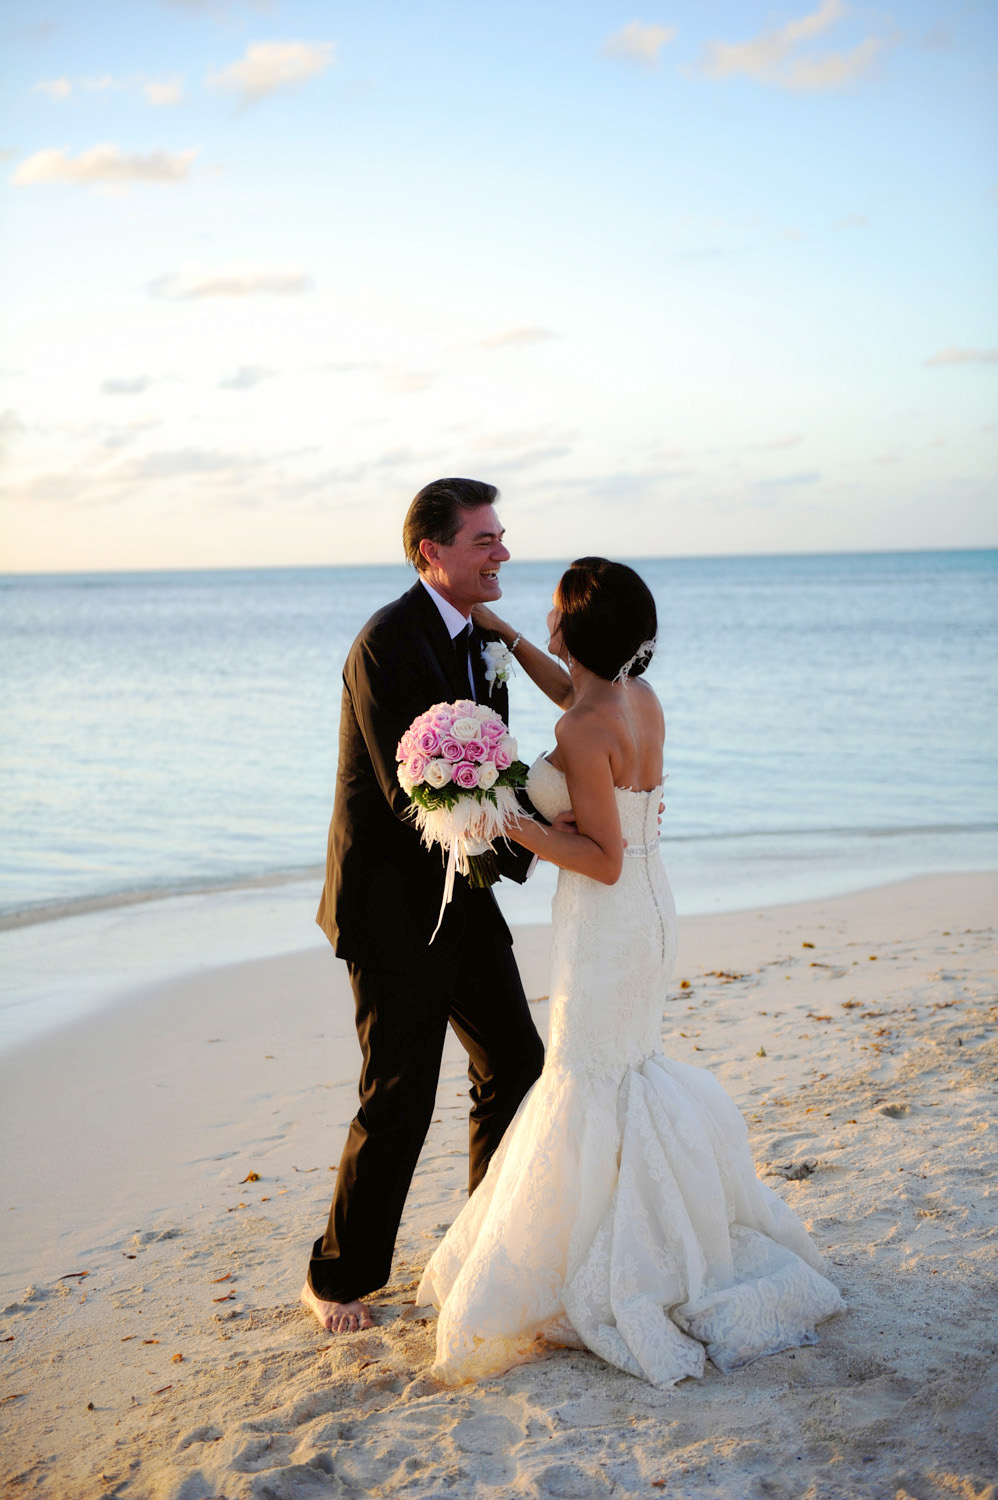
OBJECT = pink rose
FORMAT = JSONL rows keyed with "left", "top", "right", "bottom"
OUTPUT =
{"left": 440, "top": 737, "right": 464, "bottom": 761}
{"left": 418, "top": 728, "right": 441, "bottom": 754}
{"left": 452, "top": 761, "right": 480, "bottom": 790}
{"left": 454, "top": 699, "right": 477, "bottom": 718}
{"left": 463, "top": 739, "right": 487, "bottom": 763}
{"left": 431, "top": 708, "right": 453, "bottom": 728}
{"left": 492, "top": 746, "right": 512, "bottom": 771}
{"left": 407, "top": 752, "right": 428, "bottom": 783}
{"left": 480, "top": 719, "right": 504, "bottom": 742}
{"left": 397, "top": 730, "right": 414, "bottom": 761}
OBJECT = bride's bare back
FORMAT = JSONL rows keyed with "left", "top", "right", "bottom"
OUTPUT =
{"left": 548, "top": 675, "right": 665, "bottom": 795}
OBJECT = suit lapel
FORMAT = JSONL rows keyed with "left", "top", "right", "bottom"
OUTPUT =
{"left": 406, "top": 582, "right": 462, "bottom": 700}
{"left": 469, "top": 626, "right": 487, "bottom": 703}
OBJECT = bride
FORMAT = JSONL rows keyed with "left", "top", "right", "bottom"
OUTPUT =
{"left": 416, "top": 557, "right": 844, "bottom": 1388}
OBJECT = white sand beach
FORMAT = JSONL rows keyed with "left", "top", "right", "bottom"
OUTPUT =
{"left": 1, "top": 872, "right": 996, "bottom": 1500}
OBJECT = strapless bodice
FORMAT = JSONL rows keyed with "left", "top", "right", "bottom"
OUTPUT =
{"left": 525, "top": 753, "right": 664, "bottom": 855}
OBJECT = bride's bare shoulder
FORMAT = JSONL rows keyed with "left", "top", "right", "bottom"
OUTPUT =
{"left": 554, "top": 699, "right": 614, "bottom": 758}
{"left": 631, "top": 677, "right": 666, "bottom": 730}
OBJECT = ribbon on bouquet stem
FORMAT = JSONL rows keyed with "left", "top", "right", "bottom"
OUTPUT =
{"left": 412, "top": 785, "right": 523, "bottom": 944}
{"left": 428, "top": 833, "right": 492, "bottom": 944}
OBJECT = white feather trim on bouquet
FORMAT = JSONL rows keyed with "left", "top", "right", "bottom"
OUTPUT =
{"left": 396, "top": 699, "right": 529, "bottom": 943}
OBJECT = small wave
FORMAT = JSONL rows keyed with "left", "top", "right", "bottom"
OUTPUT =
{"left": 666, "top": 822, "right": 998, "bottom": 844}
{"left": 0, "top": 866, "right": 324, "bottom": 932}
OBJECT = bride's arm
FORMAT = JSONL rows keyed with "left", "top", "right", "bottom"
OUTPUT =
{"left": 471, "top": 603, "right": 573, "bottom": 709}
{"left": 507, "top": 715, "right": 623, "bottom": 885}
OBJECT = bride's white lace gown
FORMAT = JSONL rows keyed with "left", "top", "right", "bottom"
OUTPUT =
{"left": 417, "top": 755, "right": 844, "bottom": 1387}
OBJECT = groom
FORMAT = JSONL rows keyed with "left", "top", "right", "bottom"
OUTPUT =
{"left": 302, "top": 478, "right": 545, "bottom": 1333}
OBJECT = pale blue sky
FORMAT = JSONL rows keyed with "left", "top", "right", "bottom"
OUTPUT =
{"left": 1, "top": 0, "right": 995, "bottom": 571}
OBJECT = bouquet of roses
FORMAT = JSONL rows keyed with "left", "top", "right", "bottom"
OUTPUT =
{"left": 397, "top": 699, "right": 529, "bottom": 939}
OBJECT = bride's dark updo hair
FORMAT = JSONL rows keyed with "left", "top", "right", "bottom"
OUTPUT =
{"left": 555, "top": 557, "right": 657, "bottom": 682}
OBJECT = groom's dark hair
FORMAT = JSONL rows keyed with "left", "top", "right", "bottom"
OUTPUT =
{"left": 404, "top": 478, "right": 500, "bottom": 572}
{"left": 556, "top": 557, "right": 658, "bottom": 681}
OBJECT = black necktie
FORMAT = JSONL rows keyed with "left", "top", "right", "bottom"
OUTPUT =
{"left": 454, "top": 623, "right": 473, "bottom": 692}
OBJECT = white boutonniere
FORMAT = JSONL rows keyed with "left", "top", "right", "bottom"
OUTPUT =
{"left": 481, "top": 639, "right": 514, "bottom": 694}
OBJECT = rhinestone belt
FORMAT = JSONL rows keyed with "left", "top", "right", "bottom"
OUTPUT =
{"left": 622, "top": 840, "right": 659, "bottom": 859}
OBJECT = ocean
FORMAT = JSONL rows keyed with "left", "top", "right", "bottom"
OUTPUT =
{"left": 3, "top": 549, "right": 997, "bottom": 921}
{"left": 1, "top": 551, "right": 996, "bottom": 1049}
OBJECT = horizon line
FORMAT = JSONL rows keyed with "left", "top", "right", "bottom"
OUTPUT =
{"left": 3, "top": 543, "right": 996, "bottom": 582}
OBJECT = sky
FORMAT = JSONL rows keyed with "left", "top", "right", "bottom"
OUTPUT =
{"left": 0, "top": 0, "right": 995, "bottom": 573}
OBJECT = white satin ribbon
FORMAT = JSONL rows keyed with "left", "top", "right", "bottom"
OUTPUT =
{"left": 428, "top": 835, "right": 492, "bottom": 944}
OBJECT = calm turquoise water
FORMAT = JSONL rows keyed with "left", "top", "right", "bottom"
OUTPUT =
{"left": 2, "top": 551, "right": 996, "bottom": 925}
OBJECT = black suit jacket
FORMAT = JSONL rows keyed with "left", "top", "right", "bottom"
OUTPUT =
{"left": 316, "top": 581, "right": 534, "bottom": 961}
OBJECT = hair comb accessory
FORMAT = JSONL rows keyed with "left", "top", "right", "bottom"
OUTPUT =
{"left": 613, "top": 637, "right": 656, "bottom": 686}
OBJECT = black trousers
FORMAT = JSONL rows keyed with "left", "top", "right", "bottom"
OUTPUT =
{"left": 307, "top": 926, "right": 544, "bottom": 1304}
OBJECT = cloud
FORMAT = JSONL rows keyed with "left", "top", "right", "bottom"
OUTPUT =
{"left": 560, "top": 467, "right": 693, "bottom": 503}
{"left": 673, "top": 245, "right": 727, "bottom": 262}
{"left": 34, "top": 77, "right": 72, "bottom": 100}
{"left": 35, "top": 74, "right": 124, "bottom": 99}
{"left": 751, "top": 470, "right": 821, "bottom": 488}
{"left": 759, "top": 434, "right": 802, "bottom": 450}
{"left": 12, "top": 144, "right": 198, "bottom": 187}
{"left": 145, "top": 78, "right": 184, "bottom": 106}
{"left": 470, "top": 426, "right": 562, "bottom": 451}
{"left": 783, "top": 37, "right": 881, "bottom": 90}
{"left": 485, "top": 445, "right": 573, "bottom": 474}
{"left": 124, "top": 447, "right": 256, "bottom": 480}
{"left": 601, "top": 21, "right": 677, "bottom": 67}
{"left": 208, "top": 40, "right": 335, "bottom": 105}
{"left": 0, "top": 408, "right": 25, "bottom": 453}
{"left": 5, "top": 471, "right": 92, "bottom": 504}
{"left": 380, "top": 365, "right": 435, "bottom": 395}
{"left": 700, "top": 0, "right": 883, "bottom": 92}
{"left": 101, "top": 376, "right": 154, "bottom": 395}
{"left": 33, "top": 72, "right": 185, "bottom": 106}
{"left": 218, "top": 364, "right": 275, "bottom": 390}
{"left": 101, "top": 418, "right": 162, "bottom": 449}
{"left": 836, "top": 212, "right": 869, "bottom": 229}
{"left": 150, "top": 263, "right": 312, "bottom": 298}
{"left": 164, "top": 0, "right": 274, "bottom": 12}
{"left": 925, "top": 347, "right": 998, "bottom": 367}
{"left": 370, "top": 444, "right": 441, "bottom": 470}
{"left": 457, "top": 325, "right": 555, "bottom": 351}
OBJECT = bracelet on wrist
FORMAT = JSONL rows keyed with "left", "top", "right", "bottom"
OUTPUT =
{"left": 509, "top": 632, "right": 522, "bottom": 653}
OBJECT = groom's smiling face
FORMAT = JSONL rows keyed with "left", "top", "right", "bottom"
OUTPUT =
{"left": 420, "top": 504, "right": 509, "bottom": 617}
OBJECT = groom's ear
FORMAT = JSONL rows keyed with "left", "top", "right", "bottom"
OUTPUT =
{"left": 418, "top": 537, "right": 437, "bottom": 568}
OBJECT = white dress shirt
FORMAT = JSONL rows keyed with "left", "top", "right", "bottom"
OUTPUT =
{"left": 421, "top": 578, "right": 475, "bottom": 694}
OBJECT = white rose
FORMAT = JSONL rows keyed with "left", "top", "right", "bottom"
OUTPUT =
{"left": 498, "top": 734, "right": 518, "bottom": 760}
{"left": 423, "top": 758, "right": 453, "bottom": 789}
{"left": 398, "top": 765, "right": 415, "bottom": 795}
{"left": 473, "top": 703, "right": 494, "bottom": 721}
{"left": 451, "top": 715, "right": 481, "bottom": 742}
{"left": 476, "top": 761, "right": 498, "bottom": 790}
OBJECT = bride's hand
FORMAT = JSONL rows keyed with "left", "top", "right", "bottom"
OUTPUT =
{"left": 471, "top": 602, "right": 511, "bottom": 638}
{"left": 551, "top": 810, "right": 578, "bottom": 836}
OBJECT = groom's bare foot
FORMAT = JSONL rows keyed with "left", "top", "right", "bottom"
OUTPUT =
{"left": 300, "top": 1283, "right": 374, "bottom": 1333}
